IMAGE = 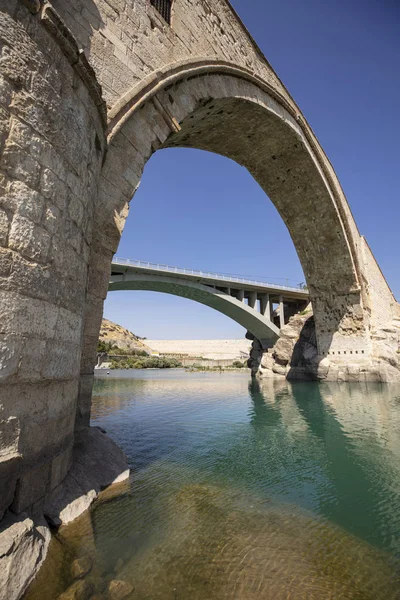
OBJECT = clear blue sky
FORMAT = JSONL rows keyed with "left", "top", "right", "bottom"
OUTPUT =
{"left": 104, "top": 0, "right": 400, "bottom": 340}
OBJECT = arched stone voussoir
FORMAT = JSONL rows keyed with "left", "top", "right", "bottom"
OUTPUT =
{"left": 101, "top": 65, "right": 371, "bottom": 358}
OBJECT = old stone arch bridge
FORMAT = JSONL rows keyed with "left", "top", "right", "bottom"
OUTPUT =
{"left": 1, "top": 2, "right": 400, "bottom": 597}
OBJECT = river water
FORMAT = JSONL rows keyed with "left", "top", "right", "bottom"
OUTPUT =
{"left": 26, "top": 371, "right": 400, "bottom": 599}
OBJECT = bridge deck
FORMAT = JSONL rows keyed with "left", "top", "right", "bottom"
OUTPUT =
{"left": 111, "top": 258, "right": 309, "bottom": 301}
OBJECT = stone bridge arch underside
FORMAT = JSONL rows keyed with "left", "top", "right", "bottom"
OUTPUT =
{"left": 79, "top": 63, "right": 399, "bottom": 426}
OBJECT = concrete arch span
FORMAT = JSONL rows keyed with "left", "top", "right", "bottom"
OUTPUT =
{"left": 108, "top": 273, "right": 280, "bottom": 346}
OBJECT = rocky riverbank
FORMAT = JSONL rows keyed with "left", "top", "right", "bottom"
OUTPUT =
{"left": 0, "top": 428, "right": 129, "bottom": 600}
{"left": 249, "top": 310, "right": 400, "bottom": 383}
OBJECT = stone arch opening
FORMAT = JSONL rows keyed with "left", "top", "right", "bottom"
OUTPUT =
{"left": 104, "top": 143, "right": 305, "bottom": 343}
{"left": 77, "top": 64, "right": 372, "bottom": 425}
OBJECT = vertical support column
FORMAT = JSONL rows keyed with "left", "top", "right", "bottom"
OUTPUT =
{"left": 237, "top": 289, "right": 244, "bottom": 302}
{"left": 248, "top": 291, "right": 257, "bottom": 309}
{"left": 260, "top": 294, "right": 271, "bottom": 320}
{"left": 279, "top": 295, "right": 285, "bottom": 329}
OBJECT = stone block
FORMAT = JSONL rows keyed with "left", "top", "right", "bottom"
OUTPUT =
{"left": 40, "top": 168, "right": 67, "bottom": 211}
{"left": 11, "top": 461, "right": 51, "bottom": 514}
{"left": 0, "top": 208, "right": 9, "bottom": 246}
{"left": 0, "top": 248, "right": 12, "bottom": 277}
{"left": 42, "top": 341, "right": 81, "bottom": 380}
{"left": 42, "top": 203, "right": 61, "bottom": 234}
{"left": 1, "top": 255, "right": 59, "bottom": 306}
{"left": 0, "top": 454, "right": 22, "bottom": 520}
{"left": 0, "top": 415, "right": 20, "bottom": 458}
{"left": 0, "top": 73, "right": 13, "bottom": 108}
{"left": 68, "top": 195, "right": 84, "bottom": 227}
{"left": 79, "top": 334, "right": 98, "bottom": 374}
{"left": 50, "top": 445, "right": 73, "bottom": 492}
{"left": 75, "top": 374, "right": 94, "bottom": 430}
{"left": 0, "top": 291, "right": 59, "bottom": 339}
{"left": 3, "top": 145, "right": 41, "bottom": 189}
{"left": 0, "top": 334, "right": 23, "bottom": 379}
{"left": 17, "top": 337, "right": 46, "bottom": 381}
{"left": 55, "top": 308, "right": 83, "bottom": 344}
{"left": 1, "top": 181, "right": 45, "bottom": 224}
{"left": 8, "top": 215, "right": 51, "bottom": 263}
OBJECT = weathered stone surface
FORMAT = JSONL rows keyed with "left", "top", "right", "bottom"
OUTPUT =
{"left": 44, "top": 427, "right": 129, "bottom": 526}
{"left": 107, "top": 579, "right": 134, "bottom": 600}
{"left": 0, "top": 512, "right": 50, "bottom": 600}
{"left": 256, "top": 311, "right": 400, "bottom": 383}
{"left": 71, "top": 556, "right": 93, "bottom": 580}
{"left": 0, "top": 454, "right": 21, "bottom": 521}
{"left": 11, "top": 461, "right": 51, "bottom": 515}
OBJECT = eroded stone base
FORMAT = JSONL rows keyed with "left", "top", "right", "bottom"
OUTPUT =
{"left": 0, "top": 513, "right": 50, "bottom": 600}
{"left": 253, "top": 312, "right": 400, "bottom": 383}
{"left": 0, "top": 427, "right": 129, "bottom": 600}
{"left": 44, "top": 427, "right": 129, "bottom": 527}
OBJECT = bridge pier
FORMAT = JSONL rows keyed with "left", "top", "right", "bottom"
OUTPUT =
{"left": 279, "top": 296, "right": 285, "bottom": 329}
{"left": 248, "top": 291, "right": 257, "bottom": 310}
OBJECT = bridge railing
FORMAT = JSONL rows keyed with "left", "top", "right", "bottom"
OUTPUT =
{"left": 112, "top": 257, "right": 309, "bottom": 294}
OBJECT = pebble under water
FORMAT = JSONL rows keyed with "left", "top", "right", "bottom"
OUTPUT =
{"left": 25, "top": 371, "right": 400, "bottom": 599}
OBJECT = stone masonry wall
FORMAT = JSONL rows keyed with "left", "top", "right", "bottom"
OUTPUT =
{"left": 0, "top": 0, "right": 105, "bottom": 522}
{"left": 50, "top": 0, "right": 374, "bottom": 284}
{"left": 51, "top": 0, "right": 289, "bottom": 110}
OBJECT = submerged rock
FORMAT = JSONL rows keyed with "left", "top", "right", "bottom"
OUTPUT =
{"left": 107, "top": 579, "right": 134, "bottom": 600}
{"left": 58, "top": 580, "right": 93, "bottom": 600}
{"left": 71, "top": 556, "right": 92, "bottom": 580}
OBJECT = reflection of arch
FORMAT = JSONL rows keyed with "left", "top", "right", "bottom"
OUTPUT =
{"left": 108, "top": 273, "right": 280, "bottom": 345}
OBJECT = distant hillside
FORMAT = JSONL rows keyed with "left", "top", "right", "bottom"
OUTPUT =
{"left": 99, "top": 319, "right": 152, "bottom": 354}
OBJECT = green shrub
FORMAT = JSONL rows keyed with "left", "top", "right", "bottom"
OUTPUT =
{"left": 232, "top": 360, "right": 246, "bottom": 368}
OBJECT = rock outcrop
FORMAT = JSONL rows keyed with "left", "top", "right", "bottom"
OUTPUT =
{"left": 0, "top": 513, "right": 51, "bottom": 600}
{"left": 44, "top": 427, "right": 129, "bottom": 527}
{"left": 0, "top": 428, "right": 129, "bottom": 600}
{"left": 254, "top": 310, "right": 400, "bottom": 383}
{"left": 99, "top": 319, "right": 151, "bottom": 354}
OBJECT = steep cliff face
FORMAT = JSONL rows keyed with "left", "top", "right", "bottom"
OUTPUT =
{"left": 99, "top": 319, "right": 152, "bottom": 354}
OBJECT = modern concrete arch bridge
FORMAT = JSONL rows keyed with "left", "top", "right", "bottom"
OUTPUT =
{"left": 109, "top": 258, "right": 309, "bottom": 347}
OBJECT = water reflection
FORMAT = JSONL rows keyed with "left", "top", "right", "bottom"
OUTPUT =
{"left": 24, "top": 372, "right": 400, "bottom": 599}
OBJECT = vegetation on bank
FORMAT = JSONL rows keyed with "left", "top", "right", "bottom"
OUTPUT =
{"left": 187, "top": 360, "right": 248, "bottom": 372}
{"left": 98, "top": 340, "right": 248, "bottom": 371}
{"left": 97, "top": 340, "right": 149, "bottom": 356}
{"left": 110, "top": 356, "right": 182, "bottom": 369}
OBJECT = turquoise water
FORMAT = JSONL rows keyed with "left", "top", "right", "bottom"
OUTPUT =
{"left": 26, "top": 371, "right": 400, "bottom": 599}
